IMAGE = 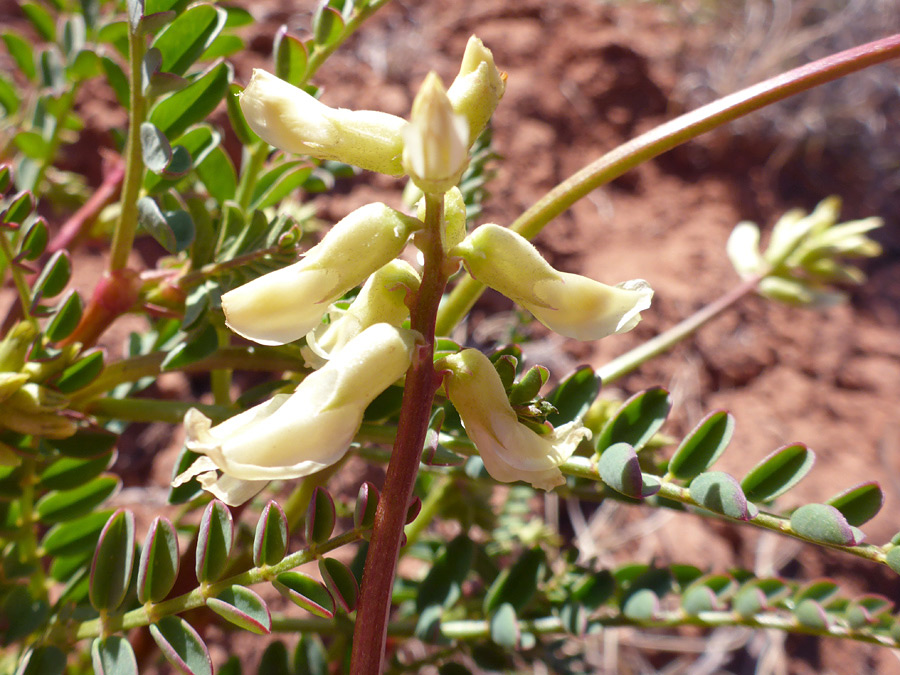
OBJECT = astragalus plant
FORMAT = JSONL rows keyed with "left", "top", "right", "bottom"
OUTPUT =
{"left": 1, "top": 1, "right": 899, "bottom": 674}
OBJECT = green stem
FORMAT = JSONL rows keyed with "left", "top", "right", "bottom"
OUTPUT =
{"left": 108, "top": 25, "right": 147, "bottom": 272}
{"left": 560, "top": 457, "right": 890, "bottom": 569}
{"left": 72, "top": 528, "right": 362, "bottom": 640}
{"left": 434, "top": 32, "right": 900, "bottom": 337}
{"left": 17, "top": 458, "right": 46, "bottom": 598}
{"left": 350, "top": 193, "right": 447, "bottom": 674}
{"left": 597, "top": 273, "right": 764, "bottom": 385}
{"left": 0, "top": 228, "right": 35, "bottom": 325}
{"left": 86, "top": 397, "right": 231, "bottom": 424}
{"left": 68, "top": 347, "right": 303, "bottom": 408}
{"left": 272, "top": 610, "right": 897, "bottom": 648}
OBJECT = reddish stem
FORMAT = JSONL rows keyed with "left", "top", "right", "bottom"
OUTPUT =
{"left": 48, "top": 155, "right": 125, "bottom": 254}
{"left": 350, "top": 197, "right": 447, "bottom": 673}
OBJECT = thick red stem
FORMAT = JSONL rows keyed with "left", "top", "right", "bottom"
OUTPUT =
{"left": 350, "top": 199, "right": 446, "bottom": 673}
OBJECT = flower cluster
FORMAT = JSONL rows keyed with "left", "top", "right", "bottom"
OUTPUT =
{"left": 175, "top": 35, "right": 652, "bottom": 501}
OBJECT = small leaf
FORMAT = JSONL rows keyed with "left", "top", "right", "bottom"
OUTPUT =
{"left": 254, "top": 500, "right": 288, "bottom": 567}
{"left": 249, "top": 162, "right": 313, "bottom": 210}
{"left": 273, "top": 26, "right": 307, "bottom": 85}
{"left": 545, "top": 366, "right": 601, "bottom": 427}
{"left": 312, "top": 6, "right": 343, "bottom": 46}
{"left": 741, "top": 443, "right": 813, "bottom": 503}
{"left": 595, "top": 387, "right": 671, "bottom": 452}
{"left": 689, "top": 471, "right": 757, "bottom": 521}
{"left": 306, "top": 487, "right": 335, "bottom": 546}
{"left": 794, "top": 598, "right": 831, "bottom": 629}
{"left": 140, "top": 122, "right": 173, "bottom": 173}
{"left": 484, "top": 547, "right": 544, "bottom": 614}
{"left": 150, "top": 61, "right": 232, "bottom": 139}
{"left": 196, "top": 499, "right": 233, "bottom": 583}
{"left": 3, "top": 32, "right": 37, "bottom": 81}
{"left": 16, "top": 218, "right": 46, "bottom": 259}
{"left": 46, "top": 427, "right": 117, "bottom": 459}
{"left": 4, "top": 191, "right": 35, "bottom": 225}
{"left": 319, "top": 557, "right": 359, "bottom": 612}
{"left": 826, "top": 481, "right": 883, "bottom": 527}
{"left": 137, "top": 196, "right": 195, "bottom": 253}
{"left": 38, "top": 452, "right": 114, "bottom": 491}
{"left": 570, "top": 570, "right": 615, "bottom": 610}
{"left": 258, "top": 642, "right": 290, "bottom": 675}
{"left": 622, "top": 588, "right": 658, "bottom": 620}
{"left": 32, "top": 251, "right": 71, "bottom": 299}
{"left": 294, "top": 635, "right": 327, "bottom": 675}
{"left": 795, "top": 579, "right": 840, "bottom": 606}
{"left": 55, "top": 350, "right": 104, "bottom": 393}
{"left": 91, "top": 636, "right": 138, "bottom": 675}
{"left": 790, "top": 503, "right": 860, "bottom": 546}
{"left": 41, "top": 509, "right": 114, "bottom": 557}
{"left": 597, "top": 442, "right": 660, "bottom": 499}
{"left": 101, "top": 56, "right": 130, "bottom": 108}
{"left": 137, "top": 516, "right": 179, "bottom": 603}
{"left": 14, "top": 646, "right": 65, "bottom": 675}
{"left": 681, "top": 586, "right": 720, "bottom": 615}
{"left": 36, "top": 475, "right": 121, "bottom": 524}
{"left": 668, "top": 411, "right": 734, "bottom": 481}
{"left": 89, "top": 509, "right": 135, "bottom": 612}
{"left": 45, "top": 291, "right": 83, "bottom": 342}
{"left": 733, "top": 586, "right": 769, "bottom": 618}
{"left": 885, "top": 547, "right": 900, "bottom": 575}
{"left": 161, "top": 323, "right": 217, "bottom": 370}
{"left": 508, "top": 365, "right": 549, "bottom": 405}
{"left": 274, "top": 572, "right": 334, "bottom": 618}
{"left": 151, "top": 4, "right": 226, "bottom": 77}
{"left": 195, "top": 146, "right": 236, "bottom": 202}
{"left": 489, "top": 603, "right": 519, "bottom": 648}
{"left": 149, "top": 616, "right": 212, "bottom": 675}
{"left": 207, "top": 585, "right": 272, "bottom": 634}
{"left": 225, "top": 83, "right": 258, "bottom": 145}
{"left": 353, "top": 481, "right": 379, "bottom": 530}
{"left": 22, "top": 2, "right": 56, "bottom": 41}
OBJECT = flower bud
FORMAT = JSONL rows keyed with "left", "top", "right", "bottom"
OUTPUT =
{"left": 302, "top": 260, "right": 421, "bottom": 368}
{"left": 402, "top": 72, "right": 469, "bottom": 195}
{"left": 173, "top": 323, "right": 418, "bottom": 505}
{"left": 240, "top": 69, "right": 407, "bottom": 175}
{"left": 417, "top": 186, "right": 467, "bottom": 250}
{"left": 447, "top": 36, "right": 506, "bottom": 144}
{"left": 441, "top": 349, "right": 589, "bottom": 490}
{"left": 452, "top": 224, "right": 652, "bottom": 341}
{"left": 222, "top": 203, "right": 421, "bottom": 345}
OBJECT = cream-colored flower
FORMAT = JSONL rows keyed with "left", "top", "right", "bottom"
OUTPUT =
{"left": 441, "top": 349, "right": 589, "bottom": 491}
{"left": 222, "top": 203, "right": 421, "bottom": 346}
{"left": 302, "top": 260, "right": 421, "bottom": 368}
{"left": 446, "top": 36, "right": 506, "bottom": 145}
{"left": 239, "top": 69, "right": 407, "bottom": 175}
{"left": 173, "top": 324, "right": 418, "bottom": 505}
{"left": 451, "top": 224, "right": 652, "bottom": 341}
{"left": 402, "top": 72, "right": 469, "bottom": 195}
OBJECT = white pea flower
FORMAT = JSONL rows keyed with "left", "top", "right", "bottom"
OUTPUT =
{"left": 302, "top": 260, "right": 421, "bottom": 369}
{"left": 441, "top": 349, "right": 589, "bottom": 491}
{"left": 172, "top": 324, "right": 418, "bottom": 506}
{"left": 446, "top": 35, "right": 506, "bottom": 145}
{"left": 222, "top": 203, "right": 421, "bottom": 346}
{"left": 451, "top": 224, "right": 652, "bottom": 341}
{"left": 239, "top": 69, "right": 407, "bottom": 175}
{"left": 402, "top": 72, "right": 470, "bottom": 195}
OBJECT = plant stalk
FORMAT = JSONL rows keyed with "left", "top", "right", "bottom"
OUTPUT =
{"left": 350, "top": 194, "right": 447, "bottom": 674}
{"left": 597, "top": 273, "right": 764, "bottom": 385}
{"left": 108, "top": 24, "right": 147, "bottom": 272}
